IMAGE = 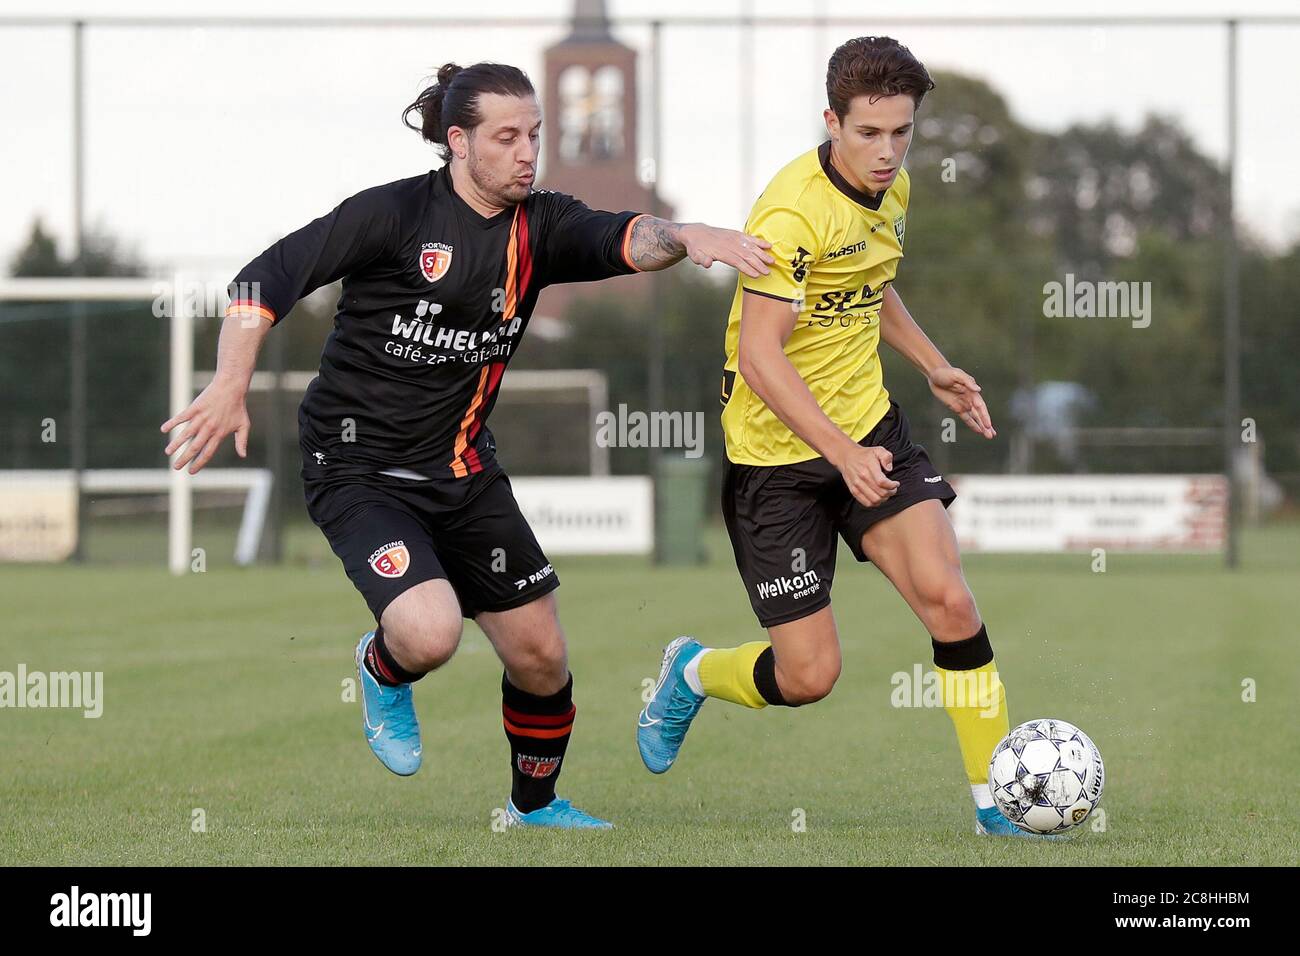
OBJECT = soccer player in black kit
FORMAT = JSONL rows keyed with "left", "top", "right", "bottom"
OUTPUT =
{"left": 161, "top": 62, "right": 773, "bottom": 828}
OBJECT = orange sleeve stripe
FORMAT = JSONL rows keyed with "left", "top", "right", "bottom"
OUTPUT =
{"left": 502, "top": 717, "right": 573, "bottom": 739}
{"left": 621, "top": 213, "right": 649, "bottom": 273}
{"left": 225, "top": 300, "right": 275, "bottom": 324}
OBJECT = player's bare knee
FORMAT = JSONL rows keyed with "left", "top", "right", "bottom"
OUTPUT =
{"left": 412, "top": 617, "right": 463, "bottom": 671}
{"left": 382, "top": 592, "right": 463, "bottom": 672}
{"left": 509, "top": 631, "right": 568, "bottom": 685}
{"left": 779, "top": 659, "right": 840, "bottom": 706}
{"left": 950, "top": 588, "right": 980, "bottom": 634}
{"left": 927, "top": 582, "right": 979, "bottom": 640}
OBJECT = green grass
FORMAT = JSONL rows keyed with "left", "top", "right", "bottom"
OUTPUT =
{"left": 2, "top": 523, "right": 1298, "bottom": 866}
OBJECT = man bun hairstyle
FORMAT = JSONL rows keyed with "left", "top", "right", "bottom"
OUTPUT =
{"left": 402, "top": 62, "right": 536, "bottom": 162}
{"left": 826, "top": 36, "right": 935, "bottom": 118}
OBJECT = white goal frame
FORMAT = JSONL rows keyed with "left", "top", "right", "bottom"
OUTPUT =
{"left": 1, "top": 275, "right": 204, "bottom": 574}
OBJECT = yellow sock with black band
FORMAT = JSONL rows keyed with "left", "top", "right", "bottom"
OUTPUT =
{"left": 933, "top": 625, "right": 1008, "bottom": 808}
{"left": 695, "top": 641, "right": 776, "bottom": 708}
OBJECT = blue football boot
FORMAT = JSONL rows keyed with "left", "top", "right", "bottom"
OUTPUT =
{"left": 504, "top": 797, "right": 614, "bottom": 829}
{"left": 637, "top": 636, "right": 707, "bottom": 774}
{"left": 976, "top": 805, "right": 1066, "bottom": 839}
{"left": 355, "top": 631, "right": 422, "bottom": 776}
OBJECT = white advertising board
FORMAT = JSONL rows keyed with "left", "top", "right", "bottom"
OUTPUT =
{"left": 948, "top": 475, "right": 1227, "bottom": 553}
{"left": 0, "top": 472, "right": 79, "bottom": 562}
{"left": 511, "top": 476, "right": 654, "bottom": 554}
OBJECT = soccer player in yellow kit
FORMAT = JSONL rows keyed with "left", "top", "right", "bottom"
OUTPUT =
{"left": 637, "top": 36, "right": 1045, "bottom": 837}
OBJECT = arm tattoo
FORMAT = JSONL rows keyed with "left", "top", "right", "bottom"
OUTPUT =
{"left": 627, "top": 216, "right": 686, "bottom": 271}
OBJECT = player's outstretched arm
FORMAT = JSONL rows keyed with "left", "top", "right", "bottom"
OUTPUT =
{"left": 626, "top": 216, "right": 774, "bottom": 277}
{"left": 879, "top": 286, "right": 995, "bottom": 439}
{"left": 738, "top": 291, "right": 898, "bottom": 508}
{"left": 159, "top": 185, "right": 402, "bottom": 474}
{"left": 159, "top": 309, "right": 270, "bottom": 474}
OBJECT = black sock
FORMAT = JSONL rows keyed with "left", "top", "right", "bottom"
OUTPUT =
{"left": 363, "top": 627, "right": 423, "bottom": 687}
{"left": 932, "top": 623, "right": 994, "bottom": 670}
{"left": 502, "top": 672, "right": 574, "bottom": 813}
{"left": 752, "top": 646, "right": 791, "bottom": 706}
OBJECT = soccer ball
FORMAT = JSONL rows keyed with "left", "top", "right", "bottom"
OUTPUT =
{"left": 987, "top": 718, "right": 1104, "bottom": 834}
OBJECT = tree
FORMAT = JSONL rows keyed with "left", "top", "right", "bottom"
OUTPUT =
{"left": 9, "top": 217, "right": 145, "bottom": 278}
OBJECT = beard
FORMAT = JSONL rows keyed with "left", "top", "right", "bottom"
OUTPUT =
{"left": 467, "top": 151, "right": 532, "bottom": 207}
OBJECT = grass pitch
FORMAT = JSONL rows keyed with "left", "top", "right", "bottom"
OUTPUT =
{"left": 2, "top": 522, "right": 1297, "bottom": 866}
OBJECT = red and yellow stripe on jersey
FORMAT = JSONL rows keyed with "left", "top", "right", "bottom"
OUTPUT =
{"left": 448, "top": 205, "right": 534, "bottom": 478}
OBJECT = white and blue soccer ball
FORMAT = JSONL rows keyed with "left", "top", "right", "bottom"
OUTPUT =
{"left": 988, "top": 718, "right": 1105, "bottom": 834}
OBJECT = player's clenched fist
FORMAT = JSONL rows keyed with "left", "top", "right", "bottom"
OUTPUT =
{"left": 833, "top": 443, "right": 900, "bottom": 508}
{"left": 160, "top": 379, "right": 251, "bottom": 475}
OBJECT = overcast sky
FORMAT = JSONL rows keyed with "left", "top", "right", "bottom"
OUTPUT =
{"left": 1, "top": 0, "right": 1297, "bottom": 277}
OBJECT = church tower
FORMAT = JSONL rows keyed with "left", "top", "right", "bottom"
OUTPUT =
{"left": 536, "top": 0, "right": 671, "bottom": 319}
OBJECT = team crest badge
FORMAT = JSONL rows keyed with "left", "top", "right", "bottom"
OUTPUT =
{"left": 516, "top": 754, "right": 561, "bottom": 778}
{"left": 419, "top": 242, "right": 454, "bottom": 282}
{"left": 893, "top": 214, "right": 906, "bottom": 247}
{"left": 368, "top": 541, "right": 410, "bottom": 578}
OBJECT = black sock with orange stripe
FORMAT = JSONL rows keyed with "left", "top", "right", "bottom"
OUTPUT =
{"left": 502, "top": 672, "right": 575, "bottom": 814}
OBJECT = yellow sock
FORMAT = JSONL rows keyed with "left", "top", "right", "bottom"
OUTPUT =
{"left": 697, "top": 642, "right": 770, "bottom": 709}
{"left": 934, "top": 660, "right": 1008, "bottom": 786}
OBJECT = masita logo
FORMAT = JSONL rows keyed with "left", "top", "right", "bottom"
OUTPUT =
{"left": 368, "top": 541, "right": 410, "bottom": 578}
{"left": 50, "top": 886, "right": 151, "bottom": 936}
{"left": 419, "top": 242, "right": 453, "bottom": 282}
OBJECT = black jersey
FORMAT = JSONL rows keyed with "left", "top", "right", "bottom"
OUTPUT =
{"left": 227, "top": 165, "right": 645, "bottom": 479}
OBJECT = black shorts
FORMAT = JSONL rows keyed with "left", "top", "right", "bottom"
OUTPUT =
{"left": 304, "top": 466, "right": 558, "bottom": 622}
{"left": 722, "top": 401, "right": 955, "bottom": 628}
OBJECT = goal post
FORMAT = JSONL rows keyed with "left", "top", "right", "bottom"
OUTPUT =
{"left": 1, "top": 275, "right": 199, "bottom": 574}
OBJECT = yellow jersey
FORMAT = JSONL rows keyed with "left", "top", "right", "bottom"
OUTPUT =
{"left": 721, "top": 141, "right": 909, "bottom": 466}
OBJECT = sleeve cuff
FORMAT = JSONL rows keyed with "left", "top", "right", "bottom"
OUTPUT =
{"left": 620, "top": 213, "right": 650, "bottom": 273}
{"left": 225, "top": 299, "right": 276, "bottom": 324}
{"left": 742, "top": 288, "right": 798, "bottom": 304}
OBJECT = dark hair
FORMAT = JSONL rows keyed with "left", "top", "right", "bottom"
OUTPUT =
{"left": 826, "top": 36, "right": 935, "bottom": 118}
{"left": 402, "top": 62, "right": 536, "bottom": 162}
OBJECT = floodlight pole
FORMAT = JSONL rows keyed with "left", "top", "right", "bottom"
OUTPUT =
{"left": 649, "top": 19, "right": 665, "bottom": 563}
{"left": 1224, "top": 20, "right": 1241, "bottom": 569}
{"left": 739, "top": 0, "right": 753, "bottom": 209}
{"left": 70, "top": 19, "right": 87, "bottom": 561}
{"left": 648, "top": 19, "right": 664, "bottom": 421}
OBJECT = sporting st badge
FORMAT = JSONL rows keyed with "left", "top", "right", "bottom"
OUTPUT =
{"left": 419, "top": 242, "right": 454, "bottom": 283}
{"left": 368, "top": 541, "right": 411, "bottom": 578}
